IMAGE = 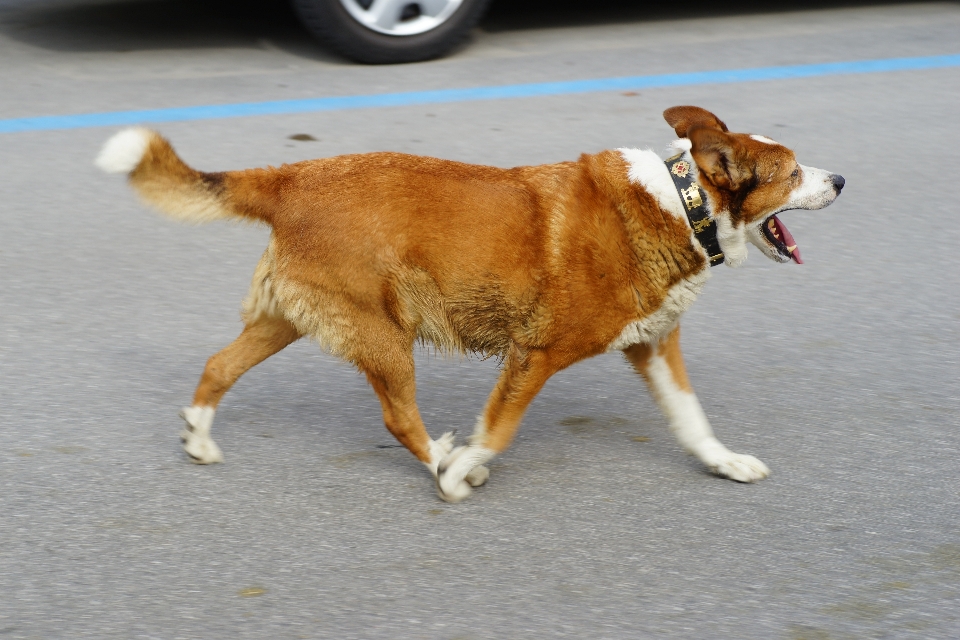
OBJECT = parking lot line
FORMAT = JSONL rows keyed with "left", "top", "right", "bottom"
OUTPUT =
{"left": 1, "top": 52, "right": 958, "bottom": 134}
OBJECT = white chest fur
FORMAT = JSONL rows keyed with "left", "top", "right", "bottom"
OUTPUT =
{"left": 605, "top": 268, "right": 709, "bottom": 350}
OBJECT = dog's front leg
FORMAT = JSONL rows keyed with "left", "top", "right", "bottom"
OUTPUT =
{"left": 623, "top": 326, "right": 769, "bottom": 482}
{"left": 436, "top": 345, "right": 557, "bottom": 502}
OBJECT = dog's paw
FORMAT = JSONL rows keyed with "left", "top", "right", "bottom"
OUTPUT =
{"left": 707, "top": 452, "right": 769, "bottom": 483}
{"left": 179, "top": 406, "right": 223, "bottom": 464}
{"left": 436, "top": 445, "right": 495, "bottom": 502}
{"left": 434, "top": 431, "right": 456, "bottom": 456}
{"left": 425, "top": 431, "right": 457, "bottom": 476}
{"left": 182, "top": 430, "right": 224, "bottom": 464}
{"left": 435, "top": 464, "right": 489, "bottom": 502}
{"left": 465, "top": 464, "right": 490, "bottom": 487}
{"left": 436, "top": 476, "right": 473, "bottom": 503}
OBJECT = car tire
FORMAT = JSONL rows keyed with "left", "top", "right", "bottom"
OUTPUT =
{"left": 291, "top": 0, "right": 493, "bottom": 64}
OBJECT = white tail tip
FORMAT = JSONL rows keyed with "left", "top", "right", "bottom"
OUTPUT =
{"left": 96, "top": 127, "right": 152, "bottom": 174}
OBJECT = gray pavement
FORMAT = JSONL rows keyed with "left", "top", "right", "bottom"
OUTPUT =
{"left": 1, "top": 1, "right": 959, "bottom": 638}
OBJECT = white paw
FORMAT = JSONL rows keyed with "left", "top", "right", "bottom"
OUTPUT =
{"left": 436, "top": 445, "right": 495, "bottom": 502}
{"left": 465, "top": 464, "right": 490, "bottom": 487}
{"left": 707, "top": 452, "right": 769, "bottom": 482}
{"left": 424, "top": 431, "right": 457, "bottom": 476}
{"left": 182, "top": 430, "right": 224, "bottom": 464}
{"left": 179, "top": 406, "right": 223, "bottom": 464}
{"left": 436, "top": 477, "right": 473, "bottom": 503}
{"left": 433, "top": 431, "right": 456, "bottom": 456}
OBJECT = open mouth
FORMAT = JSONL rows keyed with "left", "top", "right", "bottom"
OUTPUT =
{"left": 762, "top": 215, "right": 803, "bottom": 264}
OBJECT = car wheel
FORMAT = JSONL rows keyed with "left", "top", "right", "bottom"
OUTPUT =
{"left": 291, "top": 0, "right": 493, "bottom": 64}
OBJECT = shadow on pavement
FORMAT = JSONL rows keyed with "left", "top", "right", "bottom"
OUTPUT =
{"left": 0, "top": 0, "right": 323, "bottom": 55}
{"left": 482, "top": 0, "right": 932, "bottom": 31}
{"left": 0, "top": 0, "right": 936, "bottom": 60}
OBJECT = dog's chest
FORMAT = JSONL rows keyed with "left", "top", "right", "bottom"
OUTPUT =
{"left": 605, "top": 267, "right": 710, "bottom": 350}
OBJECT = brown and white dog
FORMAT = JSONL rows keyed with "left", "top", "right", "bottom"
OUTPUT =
{"left": 97, "top": 106, "right": 844, "bottom": 502}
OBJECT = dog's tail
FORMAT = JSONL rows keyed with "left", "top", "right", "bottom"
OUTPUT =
{"left": 95, "top": 128, "right": 278, "bottom": 226}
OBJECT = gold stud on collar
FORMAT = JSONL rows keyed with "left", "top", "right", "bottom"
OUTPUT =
{"left": 670, "top": 160, "right": 691, "bottom": 178}
{"left": 691, "top": 217, "right": 713, "bottom": 233}
{"left": 680, "top": 183, "right": 703, "bottom": 210}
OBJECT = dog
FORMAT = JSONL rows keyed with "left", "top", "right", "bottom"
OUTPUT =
{"left": 96, "top": 106, "right": 844, "bottom": 502}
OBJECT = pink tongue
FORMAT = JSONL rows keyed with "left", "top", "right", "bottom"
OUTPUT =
{"left": 772, "top": 215, "right": 803, "bottom": 264}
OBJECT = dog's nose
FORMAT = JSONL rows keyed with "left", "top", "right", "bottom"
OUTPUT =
{"left": 831, "top": 174, "right": 845, "bottom": 193}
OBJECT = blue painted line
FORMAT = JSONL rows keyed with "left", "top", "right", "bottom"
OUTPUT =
{"left": 2, "top": 53, "right": 959, "bottom": 134}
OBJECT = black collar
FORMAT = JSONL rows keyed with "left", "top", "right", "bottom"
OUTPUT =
{"left": 665, "top": 154, "right": 724, "bottom": 267}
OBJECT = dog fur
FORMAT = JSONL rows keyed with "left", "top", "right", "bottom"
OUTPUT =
{"left": 98, "top": 106, "right": 844, "bottom": 502}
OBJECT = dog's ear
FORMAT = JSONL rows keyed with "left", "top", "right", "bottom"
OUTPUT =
{"left": 688, "top": 125, "right": 752, "bottom": 191}
{"left": 663, "top": 106, "right": 729, "bottom": 138}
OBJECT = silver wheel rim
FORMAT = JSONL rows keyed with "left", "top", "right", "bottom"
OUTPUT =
{"left": 338, "top": 0, "right": 464, "bottom": 36}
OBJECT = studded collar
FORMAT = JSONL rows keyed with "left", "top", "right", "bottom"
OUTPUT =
{"left": 665, "top": 154, "right": 725, "bottom": 267}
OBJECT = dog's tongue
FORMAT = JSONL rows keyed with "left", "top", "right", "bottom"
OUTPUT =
{"left": 770, "top": 215, "right": 803, "bottom": 264}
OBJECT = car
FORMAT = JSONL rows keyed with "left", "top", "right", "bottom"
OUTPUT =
{"left": 291, "top": 0, "right": 493, "bottom": 64}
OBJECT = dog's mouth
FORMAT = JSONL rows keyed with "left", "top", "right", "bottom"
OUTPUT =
{"left": 762, "top": 214, "right": 802, "bottom": 264}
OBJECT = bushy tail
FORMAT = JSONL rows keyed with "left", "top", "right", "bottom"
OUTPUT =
{"left": 95, "top": 128, "right": 276, "bottom": 226}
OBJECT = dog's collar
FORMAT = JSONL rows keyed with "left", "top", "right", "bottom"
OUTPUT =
{"left": 665, "top": 154, "right": 724, "bottom": 267}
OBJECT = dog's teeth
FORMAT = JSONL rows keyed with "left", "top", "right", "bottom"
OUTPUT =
{"left": 786, "top": 245, "right": 796, "bottom": 253}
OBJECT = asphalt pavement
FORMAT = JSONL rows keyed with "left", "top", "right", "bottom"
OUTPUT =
{"left": 1, "top": 1, "right": 959, "bottom": 638}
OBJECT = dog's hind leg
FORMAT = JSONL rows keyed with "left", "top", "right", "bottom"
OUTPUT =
{"left": 436, "top": 345, "right": 557, "bottom": 503}
{"left": 180, "top": 316, "right": 301, "bottom": 463}
{"left": 355, "top": 333, "right": 460, "bottom": 490}
{"left": 623, "top": 325, "right": 770, "bottom": 482}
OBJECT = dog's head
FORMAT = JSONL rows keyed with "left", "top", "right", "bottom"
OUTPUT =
{"left": 663, "top": 106, "right": 844, "bottom": 266}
